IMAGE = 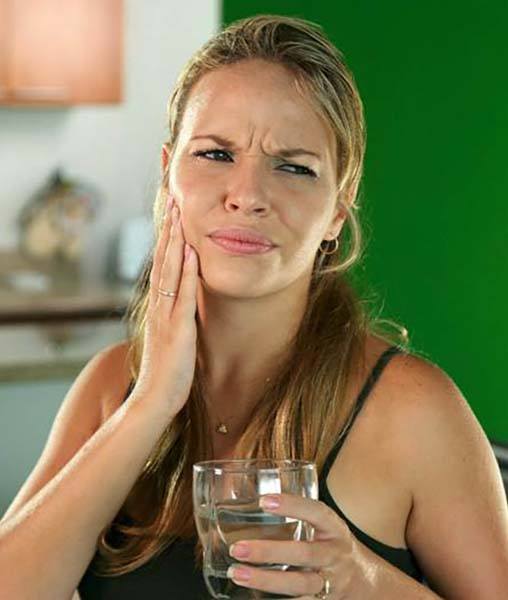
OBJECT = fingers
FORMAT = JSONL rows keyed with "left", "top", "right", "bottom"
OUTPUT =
{"left": 229, "top": 539, "right": 339, "bottom": 569}
{"left": 174, "top": 237, "right": 198, "bottom": 322}
{"left": 226, "top": 563, "right": 325, "bottom": 598}
{"left": 148, "top": 195, "right": 198, "bottom": 322}
{"left": 258, "top": 494, "right": 348, "bottom": 540}
{"left": 149, "top": 198, "right": 173, "bottom": 306}
{"left": 157, "top": 200, "right": 184, "bottom": 312}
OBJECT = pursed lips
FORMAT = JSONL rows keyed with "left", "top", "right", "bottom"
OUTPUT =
{"left": 209, "top": 228, "right": 276, "bottom": 247}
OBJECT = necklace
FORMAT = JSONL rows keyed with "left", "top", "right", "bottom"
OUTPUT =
{"left": 215, "top": 376, "right": 271, "bottom": 435}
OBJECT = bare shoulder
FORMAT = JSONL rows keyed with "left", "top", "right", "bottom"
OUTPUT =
{"left": 70, "top": 339, "right": 132, "bottom": 421}
{"left": 93, "top": 339, "right": 133, "bottom": 423}
{"left": 377, "top": 348, "right": 486, "bottom": 453}
{"left": 31, "top": 337, "right": 131, "bottom": 457}
{"left": 377, "top": 347, "right": 495, "bottom": 485}
{"left": 378, "top": 349, "right": 508, "bottom": 598}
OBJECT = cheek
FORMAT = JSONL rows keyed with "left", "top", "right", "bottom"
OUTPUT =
{"left": 169, "top": 167, "right": 210, "bottom": 245}
{"left": 169, "top": 162, "right": 216, "bottom": 225}
{"left": 169, "top": 158, "right": 200, "bottom": 197}
{"left": 281, "top": 201, "right": 326, "bottom": 239}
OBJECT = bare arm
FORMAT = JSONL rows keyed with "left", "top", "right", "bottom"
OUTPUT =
{"left": 0, "top": 197, "right": 199, "bottom": 599}
{"left": 390, "top": 354, "right": 508, "bottom": 598}
{"left": 1, "top": 342, "right": 130, "bottom": 524}
{"left": 0, "top": 387, "right": 176, "bottom": 599}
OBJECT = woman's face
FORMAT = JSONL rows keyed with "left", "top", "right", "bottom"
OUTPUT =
{"left": 167, "top": 58, "right": 345, "bottom": 298}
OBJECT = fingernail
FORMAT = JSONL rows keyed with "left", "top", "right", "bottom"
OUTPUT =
{"left": 166, "top": 195, "right": 174, "bottom": 212}
{"left": 171, "top": 203, "right": 180, "bottom": 224}
{"left": 227, "top": 565, "right": 251, "bottom": 581}
{"left": 260, "top": 495, "right": 280, "bottom": 509}
{"left": 230, "top": 542, "right": 250, "bottom": 558}
{"left": 184, "top": 243, "right": 192, "bottom": 261}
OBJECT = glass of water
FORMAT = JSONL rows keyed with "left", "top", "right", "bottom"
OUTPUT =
{"left": 193, "top": 459, "right": 318, "bottom": 599}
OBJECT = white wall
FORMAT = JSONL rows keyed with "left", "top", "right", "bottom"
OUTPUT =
{"left": 0, "top": 0, "right": 220, "bottom": 280}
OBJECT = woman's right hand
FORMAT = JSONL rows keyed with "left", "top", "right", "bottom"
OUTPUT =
{"left": 132, "top": 195, "right": 200, "bottom": 418}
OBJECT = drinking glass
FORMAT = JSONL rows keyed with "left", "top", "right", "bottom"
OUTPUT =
{"left": 193, "top": 458, "right": 318, "bottom": 599}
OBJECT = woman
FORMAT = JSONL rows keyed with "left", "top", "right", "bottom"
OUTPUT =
{"left": 1, "top": 14, "right": 507, "bottom": 600}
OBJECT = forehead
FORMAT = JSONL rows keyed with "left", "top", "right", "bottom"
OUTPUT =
{"left": 179, "top": 59, "right": 335, "bottom": 158}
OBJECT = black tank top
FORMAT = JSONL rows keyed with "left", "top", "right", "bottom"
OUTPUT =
{"left": 78, "top": 345, "right": 425, "bottom": 598}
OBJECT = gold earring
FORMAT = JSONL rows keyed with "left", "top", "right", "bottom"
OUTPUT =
{"left": 319, "top": 237, "right": 339, "bottom": 255}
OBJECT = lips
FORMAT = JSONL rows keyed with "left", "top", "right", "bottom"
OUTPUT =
{"left": 209, "top": 237, "right": 275, "bottom": 255}
{"left": 209, "top": 227, "right": 275, "bottom": 247}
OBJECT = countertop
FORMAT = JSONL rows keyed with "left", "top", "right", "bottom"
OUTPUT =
{"left": 0, "top": 249, "right": 134, "bottom": 323}
{"left": 0, "top": 249, "right": 136, "bottom": 380}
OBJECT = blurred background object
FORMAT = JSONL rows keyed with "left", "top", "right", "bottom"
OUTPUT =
{"left": 114, "top": 214, "right": 154, "bottom": 283}
{"left": 18, "top": 168, "right": 100, "bottom": 266}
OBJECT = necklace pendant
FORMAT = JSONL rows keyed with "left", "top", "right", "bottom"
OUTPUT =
{"left": 216, "top": 423, "right": 228, "bottom": 434}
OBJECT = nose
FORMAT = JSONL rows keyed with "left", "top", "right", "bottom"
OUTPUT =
{"left": 223, "top": 155, "right": 271, "bottom": 216}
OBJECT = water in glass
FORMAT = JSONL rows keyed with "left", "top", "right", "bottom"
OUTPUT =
{"left": 193, "top": 459, "right": 318, "bottom": 599}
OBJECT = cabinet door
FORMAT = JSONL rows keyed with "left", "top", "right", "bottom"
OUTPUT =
{"left": 8, "top": 0, "right": 73, "bottom": 104}
{"left": 0, "top": 0, "right": 122, "bottom": 106}
{"left": 68, "top": 0, "right": 123, "bottom": 103}
{"left": 0, "top": 0, "right": 9, "bottom": 100}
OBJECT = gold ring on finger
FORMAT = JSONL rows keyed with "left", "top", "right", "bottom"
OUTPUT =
{"left": 158, "top": 287, "right": 177, "bottom": 297}
{"left": 314, "top": 569, "right": 332, "bottom": 599}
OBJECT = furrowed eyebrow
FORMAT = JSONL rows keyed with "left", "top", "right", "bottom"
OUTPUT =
{"left": 189, "top": 134, "right": 321, "bottom": 160}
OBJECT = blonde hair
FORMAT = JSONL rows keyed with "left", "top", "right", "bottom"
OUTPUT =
{"left": 92, "top": 14, "right": 409, "bottom": 576}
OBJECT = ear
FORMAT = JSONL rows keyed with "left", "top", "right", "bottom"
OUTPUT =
{"left": 161, "top": 143, "right": 170, "bottom": 175}
{"left": 326, "top": 180, "right": 359, "bottom": 239}
{"left": 346, "top": 178, "right": 360, "bottom": 208}
{"left": 161, "top": 143, "right": 173, "bottom": 196}
{"left": 326, "top": 206, "right": 347, "bottom": 240}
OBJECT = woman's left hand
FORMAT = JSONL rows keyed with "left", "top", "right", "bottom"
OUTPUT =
{"left": 226, "top": 493, "right": 370, "bottom": 599}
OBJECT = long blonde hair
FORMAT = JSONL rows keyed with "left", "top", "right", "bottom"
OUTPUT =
{"left": 92, "top": 14, "right": 409, "bottom": 576}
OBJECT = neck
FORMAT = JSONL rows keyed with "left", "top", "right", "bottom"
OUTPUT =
{"left": 195, "top": 272, "right": 310, "bottom": 413}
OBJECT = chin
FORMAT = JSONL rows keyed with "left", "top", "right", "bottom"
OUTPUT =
{"left": 198, "top": 266, "right": 273, "bottom": 300}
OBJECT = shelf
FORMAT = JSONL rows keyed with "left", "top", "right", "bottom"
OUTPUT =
{"left": 0, "top": 250, "right": 135, "bottom": 380}
{"left": 0, "top": 249, "right": 135, "bottom": 324}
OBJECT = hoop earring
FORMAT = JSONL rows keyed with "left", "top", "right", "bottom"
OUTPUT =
{"left": 319, "top": 237, "right": 339, "bottom": 255}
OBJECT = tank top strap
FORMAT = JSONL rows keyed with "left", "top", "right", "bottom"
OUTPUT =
{"left": 320, "top": 345, "right": 403, "bottom": 481}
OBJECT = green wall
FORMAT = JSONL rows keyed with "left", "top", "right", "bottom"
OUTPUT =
{"left": 222, "top": 1, "right": 508, "bottom": 442}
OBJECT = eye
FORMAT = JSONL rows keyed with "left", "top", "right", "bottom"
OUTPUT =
{"left": 192, "top": 148, "right": 317, "bottom": 178}
{"left": 193, "top": 149, "right": 232, "bottom": 162}
{"left": 280, "top": 163, "right": 317, "bottom": 178}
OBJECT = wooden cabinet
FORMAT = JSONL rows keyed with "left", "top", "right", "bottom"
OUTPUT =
{"left": 0, "top": 1, "right": 8, "bottom": 100}
{"left": 0, "top": 0, "right": 123, "bottom": 106}
{"left": 7, "top": 0, "right": 71, "bottom": 104}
